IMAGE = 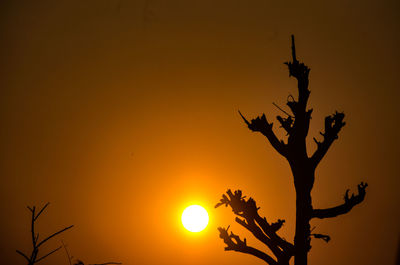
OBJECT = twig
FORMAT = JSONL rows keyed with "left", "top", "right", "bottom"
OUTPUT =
{"left": 36, "top": 246, "right": 62, "bottom": 263}
{"left": 16, "top": 250, "right": 30, "bottom": 262}
{"left": 37, "top": 225, "right": 74, "bottom": 248}
{"left": 16, "top": 203, "right": 73, "bottom": 265}
{"left": 61, "top": 240, "right": 73, "bottom": 265}
{"left": 34, "top": 203, "right": 50, "bottom": 221}
{"left": 272, "top": 102, "right": 293, "bottom": 117}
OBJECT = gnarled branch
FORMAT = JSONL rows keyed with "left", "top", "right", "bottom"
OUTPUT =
{"left": 310, "top": 111, "right": 346, "bottom": 167}
{"left": 217, "top": 226, "right": 278, "bottom": 265}
{"left": 277, "top": 115, "right": 294, "bottom": 136}
{"left": 284, "top": 35, "right": 310, "bottom": 112}
{"left": 312, "top": 182, "right": 367, "bottom": 219}
{"left": 281, "top": 35, "right": 313, "bottom": 150}
{"left": 310, "top": 233, "right": 330, "bottom": 243}
{"left": 238, "top": 111, "right": 287, "bottom": 157}
{"left": 216, "top": 190, "right": 293, "bottom": 263}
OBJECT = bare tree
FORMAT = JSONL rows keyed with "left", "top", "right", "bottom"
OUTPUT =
{"left": 16, "top": 203, "right": 73, "bottom": 265}
{"left": 216, "top": 35, "right": 368, "bottom": 265}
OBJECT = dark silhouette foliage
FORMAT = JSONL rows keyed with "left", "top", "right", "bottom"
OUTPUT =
{"left": 216, "top": 36, "right": 368, "bottom": 265}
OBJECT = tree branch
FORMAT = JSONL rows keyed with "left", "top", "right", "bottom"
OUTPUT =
{"left": 254, "top": 215, "right": 294, "bottom": 255}
{"left": 61, "top": 240, "right": 73, "bottom": 265}
{"left": 312, "top": 182, "right": 368, "bottom": 219}
{"left": 16, "top": 250, "right": 30, "bottom": 262}
{"left": 17, "top": 203, "right": 73, "bottom": 265}
{"left": 36, "top": 246, "right": 62, "bottom": 263}
{"left": 34, "top": 202, "right": 50, "bottom": 221}
{"left": 37, "top": 225, "right": 74, "bottom": 248}
{"left": 310, "top": 111, "right": 346, "bottom": 167}
{"left": 217, "top": 226, "right": 278, "bottom": 265}
{"left": 310, "top": 233, "right": 331, "bottom": 243}
{"left": 216, "top": 190, "right": 293, "bottom": 263}
{"left": 284, "top": 35, "right": 310, "bottom": 111}
{"left": 276, "top": 115, "right": 294, "bottom": 136}
{"left": 282, "top": 35, "right": 313, "bottom": 151}
{"left": 234, "top": 216, "right": 283, "bottom": 260}
{"left": 238, "top": 111, "right": 287, "bottom": 157}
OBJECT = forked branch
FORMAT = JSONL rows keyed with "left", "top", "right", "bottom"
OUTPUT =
{"left": 312, "top": 182, "right": 368, "bottom": 219}
{"left": 16, "top": 203, "right": 73, "bottom": 265}
{"left": 216, "top": 190, "right": 293, "bottom": 264}
{"left": 217, "top": 226, "right": 278, "bottom": 265}
{"left": 238, "top": 111, "right": 287, "bottom": 157}
{"left": 311, "top": 111, "right": 346, "bottom": 167}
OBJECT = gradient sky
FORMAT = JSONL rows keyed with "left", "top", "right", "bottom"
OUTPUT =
{"left": 1, "top": 1, "right": 399, "bottom": 265}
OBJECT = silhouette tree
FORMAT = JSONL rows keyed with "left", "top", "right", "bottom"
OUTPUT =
{"left": 216, "top": 35, "right": 368, "bottom": 265}
{"left": 16, "top": 203, "right": 73, "bottom": 265}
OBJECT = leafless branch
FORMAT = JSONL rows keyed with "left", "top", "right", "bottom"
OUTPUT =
{"left": 273, "top": 102, "right": 293, "bottom": 118}
{"left": 276, "top": 115, "right": 294, "bottom": 135}
{"left": 35, "top": 246, "right": 62, "bottom": 263}
{"left": 238, "top": 111, "right": 287, "bottom": 157}
{"left": 34, "top": 203, "right": 50, "bottom": 221}
{"left": 216, "top": 190, "right": 293, "bottom": 263}
{"left": 310, "top": 111, "right": 346, "bottom": 167}
{"left": 217, "top": 226, "right": 278, "bottom": 265}
{"left": 61, "top": 240, "right": 73, "bottom": 265}
{"left": 312, "top": 182, "right": 368, "bottom": 219}
{"left": 310, "top": 233, "right": 331, "bottom": 243}
{"left": 16, "top": 250, "right": 30, "bottom": 262}
{"left": 37, "top": 225, "right": 74, "bottom": 248}
{"left": 17, "top": 203, "right": 73, "bottom": 265}
{"left": 284, "top": 35, "right": 310, "bottom": 111}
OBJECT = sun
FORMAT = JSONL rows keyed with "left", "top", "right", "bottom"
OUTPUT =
{"left": 181, "top": 205, "right": 209, "bottom": 232}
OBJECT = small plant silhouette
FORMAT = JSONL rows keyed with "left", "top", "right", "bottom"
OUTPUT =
{"left": 16, "top": 203, "right": 73, "bottom": 265}
{"left": 216, "top": 35, "right": 368, "bottom": 265}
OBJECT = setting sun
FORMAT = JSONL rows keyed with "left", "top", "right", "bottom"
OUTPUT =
{"left": 181, "top": 205, "right": 209, "bottom": 232}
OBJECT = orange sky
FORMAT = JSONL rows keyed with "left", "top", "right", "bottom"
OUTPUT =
{"left": 0, "top": 1, "right": 399, "bottom": 265}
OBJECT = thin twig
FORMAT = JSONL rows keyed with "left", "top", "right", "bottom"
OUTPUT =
{"left": 61, "top": 240, "right": 73, "bottom": 265}
{"left": 272, "top": 102, "right": 293, "bottom": 117}
{"left": 36, "top": 246, "right": 62, "bottom": 263}
{"left": 34, "top": 202, "right": 50, "bottom": 221}
{"left": 16, "top": 250, "right": 30, "bottom": 262}
{"left": 37, "top": 225, "right": 74, "bottom": 248}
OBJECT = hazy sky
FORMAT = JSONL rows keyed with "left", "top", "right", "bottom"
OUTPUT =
{"left": 0, "top": 1, "right": 399, "bottom": 264}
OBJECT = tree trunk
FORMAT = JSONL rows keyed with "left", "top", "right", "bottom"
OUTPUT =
{"left": 294, "top": 190, "right": 311, "bottom": 265}
{"left": 291, "top": 163, "right": 314, "bottom": 265}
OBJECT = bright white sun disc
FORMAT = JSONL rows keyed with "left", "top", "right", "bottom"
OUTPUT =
{"left": 181, "top": 205, "right": 209, "bottom": 232}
